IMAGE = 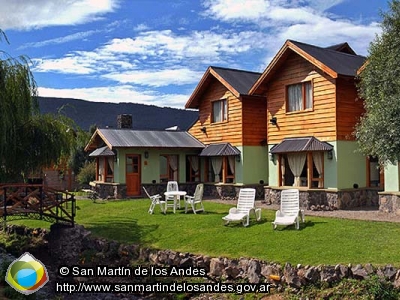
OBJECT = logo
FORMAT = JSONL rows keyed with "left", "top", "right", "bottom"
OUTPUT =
{"left": 5, "top": 252, "right": 49, "bottom": 295}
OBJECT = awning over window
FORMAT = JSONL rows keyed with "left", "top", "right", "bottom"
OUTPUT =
{"left": 199, "top": 143, "right": 241, "bottom": 156}
{"left": 270, "top": 137, "right": 333, "bottom": 154}
{"left": 89, "top": 146, "right": 115, "bottom": 157}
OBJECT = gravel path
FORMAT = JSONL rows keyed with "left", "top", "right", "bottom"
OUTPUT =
{"left": 206, "top": 199, "right": 400, "bottom": 223}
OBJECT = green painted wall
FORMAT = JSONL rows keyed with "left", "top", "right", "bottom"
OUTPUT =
{"left": 335, "top": 141, "right": 366, "bottom": 189}
{"left": 384, "top": 163, "right": 400, "bottom": 191}
{"left": 238, "top": 146, "right": 269, "bottom": 184}
{"left": 268, "top": 144, "right": 279, "bottom": 186}
{"left": 267, "top": 140, "right": 366, "bottom": 189}
{"left": 115, "top": 148, "right": 199, "bottom": 184}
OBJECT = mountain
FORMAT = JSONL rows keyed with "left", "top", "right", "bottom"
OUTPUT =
{"left": 37, "top": 97, "right": 199, "bottom": 131}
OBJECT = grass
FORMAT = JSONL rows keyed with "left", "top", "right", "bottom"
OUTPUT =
{"left": 7, "top": 198, "right": 400, "bottom": 267}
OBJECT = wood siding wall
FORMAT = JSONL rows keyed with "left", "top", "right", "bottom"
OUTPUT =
{"left": 266, "top": 53, "right": 337, "bottom": 144}
{"left": 242, "top": 96, "right": 267, "bottom": 146}
{"left": 336, "top": 77, "right": 365, "bottom": 140}
{"left": 188, "top": 78, "right": 266, "bottom": 146}
{"left": 188, "top": 79, "right": 244, "bottom": 146}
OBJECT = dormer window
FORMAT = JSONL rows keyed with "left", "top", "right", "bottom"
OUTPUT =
{"left": 212, "top": 99, "right": 227, "bottom": 123}
{"left": 287, "top": 82, "right": 313, "bottom": 112}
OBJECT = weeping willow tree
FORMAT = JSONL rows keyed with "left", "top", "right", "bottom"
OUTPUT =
{"left": 0, "top": 30, "right": 75, "bottom": 182}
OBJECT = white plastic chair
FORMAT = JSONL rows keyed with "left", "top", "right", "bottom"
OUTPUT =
{"left": 143, "top": 186, "right": 166, "bottom": 214}
{"left": 222, "top": 188, "right": 261, "bottom": 227}
{"left": 272, "top": 189, "right": 303, "bottom": 230}
{"left": 165, "top": 181, "right": 181, "bottom": 209}
{"left": 185, "top": 183, "right": 204, "bottom": 214}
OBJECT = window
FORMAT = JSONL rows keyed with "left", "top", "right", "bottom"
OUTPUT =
{"left": 287, "top": 82, "right": 313, "bottom": 112}
{"left": 212, "top": 99, "right": 227, "bottom": 123}
{"left": 367, "top": 156, "right": 384, "bottom": 188}
{"left": 96, "top": 157, "right": 114, "bottom": 182}
{"left": 160, "top": 155, "right": 179, "bottom": 183}
{"left": 205, "top": 156, "right": 235, "bottom": 183}
{"left": 186, "top": 155, "right": 200, "bottom": 182}
{"left": 279, "top": 152, "right": 324, "bottom": 188}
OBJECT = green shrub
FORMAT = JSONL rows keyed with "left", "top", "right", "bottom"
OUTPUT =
{"left": 76, "top": 161, "right": 95, "bottom": 185}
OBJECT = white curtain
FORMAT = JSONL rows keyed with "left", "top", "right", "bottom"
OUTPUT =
{"left": 280, "top": 155, "right": 286, "bottom": 185}
{"left": 305, "top": 82, "right": 313, "bottom": 109}
{"left": 188, "top": 156, "right": 199, "bottom": 174}
{"left": 98, "top": 158, "right": 104, "bottom": 181}
{"left": 211, "top": 157, "right": 223, "bottom": 182}
{"left": 287, "top": 153, "right": 306, "bottom": 186}
{"left": 228, "top": 156, "right": 235, "bottom": 174}
{"left": 312, "top": 152, "right": 323, "bottom": 188}
{"left": 169, "top": 155, "right": 178, "bottom": 180}
{"left": 288, "top": 84, "right": 302, "bottom": 111}
{"left": 107, "top": 157, "right": 114, "bottom": 173}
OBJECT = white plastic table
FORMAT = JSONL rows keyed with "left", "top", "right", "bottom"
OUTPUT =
{"left": 164, "top": 191, "right": 187, "bottom": 213}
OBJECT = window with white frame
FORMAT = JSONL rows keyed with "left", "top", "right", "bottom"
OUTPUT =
{"left": 287, "top": 82, "right": 313, "bottom": 112}
{"left": 212, "top": 99, "right": 227, "bottom": 123}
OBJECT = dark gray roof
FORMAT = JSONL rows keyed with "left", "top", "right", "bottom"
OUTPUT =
{"left": 325, "top": 42, "right": 356, "bottom": 55}
{"left": 270, "top": 137, "right": 333, "bottom": 154}
{"left": 89, "top": 146, "right": 115, "bottom": 157}
{"left": 290, "top": 40, "right": 366, "bottom": 77}
{"left": 98, "top": 129, "right": 205, "bottom": 148}
{"left": 211, "top": 66, "right": 261, "bottom": 94}
{"left": 199, "top": 143, "right": 241, "bottom": 156}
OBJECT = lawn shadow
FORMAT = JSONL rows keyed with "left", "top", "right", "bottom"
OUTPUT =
{"left": 271, "top": 220, "right": 326, "bottom": 231}
{"left": 78, "top": 217, "right": 160, "bottom": 245}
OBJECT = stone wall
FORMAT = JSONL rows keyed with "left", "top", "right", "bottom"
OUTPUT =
{"left": 142, "top": 183, "right": 265, "bottom": 200}
{"left": 265, "top": 187, "right": 380, "bottom": 210}
{"left": 90, "top": 182, "right": 127, "bottom": 199}
{"left": 3, "top": 224, "right": 400, "bottom": 292}
{"left": 379, "top": 192, "right": 400, "bottom": 215}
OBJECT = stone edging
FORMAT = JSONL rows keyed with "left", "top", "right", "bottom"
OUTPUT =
{"left": 2, "top": 224, "right": 400, "bottom": 291}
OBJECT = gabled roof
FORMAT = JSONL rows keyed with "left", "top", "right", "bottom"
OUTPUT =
{"left": 85, "top": 128, "right": 205, "bottom": 151}
{"left": 89, "top": 146, "right": 115, "bottom": 157}
{"left": 185, "top": 66, "right": 261, "bottom": 109}
{"left": 270, "top": 136, "right": 333, "bottom": 154}
{"left": 249, "top": 40, "right": 366, "bottom": 94}
{"left": 325, "top": 42, "right": 356, "bottom": 55}
{"left": 199, "top": 143, "right": 241, "bottom": 156}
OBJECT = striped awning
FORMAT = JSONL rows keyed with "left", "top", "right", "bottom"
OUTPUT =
{"left": 199, "top": 143, "right": 241, "bottom": 156}
{"left": 270, "top": 137, "right": 333, "bottom": 154}
{"left": 89, "top": 146, "right": 115, "bottom": 157}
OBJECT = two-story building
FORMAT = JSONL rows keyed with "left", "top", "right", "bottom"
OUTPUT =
{"left": 86, "top": 39, "right": 383, "bottom": 208}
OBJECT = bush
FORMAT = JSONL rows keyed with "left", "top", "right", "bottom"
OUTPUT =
{"left": 76, "top": 161, "right": 95, "bottom": 185}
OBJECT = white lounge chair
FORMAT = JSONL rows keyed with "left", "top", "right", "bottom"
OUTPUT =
{"left": 185, "top": 183, "right": 204, "bottom": 214}
{"left": 222, "top": 188, "right": 261, "bottom": 227}
{"left": 143, "top": 186, "right": 166, "bottom": 214}
{"left": 272, "top": 189, "right": 303, "bottom": 230}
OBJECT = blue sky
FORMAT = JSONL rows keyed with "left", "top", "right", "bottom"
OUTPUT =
{"left": 0, "top": 0, "right": 389, "bottom": 109}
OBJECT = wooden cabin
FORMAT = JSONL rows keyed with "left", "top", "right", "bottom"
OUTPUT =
{"left": 185, "top": 66, "right": 267, "bottom": 197}
{"left": 249, "top": 40, "right": 381, "bottom": 208}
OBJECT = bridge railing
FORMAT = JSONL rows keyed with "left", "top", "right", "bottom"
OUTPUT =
{"left": 0, "top": 184, "right": 76, "bottom": 226}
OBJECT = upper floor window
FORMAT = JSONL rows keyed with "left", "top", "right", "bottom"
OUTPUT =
{"left": 212, "top": 99, "right": 227, "bottom": 123}
{"left": 287, "top": 82, "right": 313, "bottom": 112}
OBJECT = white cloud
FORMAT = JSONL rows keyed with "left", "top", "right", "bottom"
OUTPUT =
{"left": 103, "top": 68, "right": 204, "bottom": 87}
{"left": 37, "top": 85, "right": 190, "bottom": 108}
{"left": 0, "top": 0, "right": 118, "bottom": 30}
{"left": 19, "top": 30, "right": 100, "bottom": 49}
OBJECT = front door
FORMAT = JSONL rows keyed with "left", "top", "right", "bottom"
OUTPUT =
{"left": 126, "top": 154, "right": 141, "bottom": 196}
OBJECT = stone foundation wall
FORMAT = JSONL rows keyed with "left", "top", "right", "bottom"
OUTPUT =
{"left": 265, "top": 187, "right": 380, "bottom": 210}
{"left": 379, "top": 193, "right": 400, "bottom": 215}
{"left": 90, "top": 182, "right": 126, "bottom": 199}
{"left": 3, "top": 224, "right": 400, "bottom": 292}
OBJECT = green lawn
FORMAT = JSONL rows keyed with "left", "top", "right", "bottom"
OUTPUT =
{"left": 8, "top": 199, "right": 400, "bottom": 267}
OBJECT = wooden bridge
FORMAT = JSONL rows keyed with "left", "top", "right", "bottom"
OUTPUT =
{"left": 0, "top": 184, "right": 76, "bottom": 226}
